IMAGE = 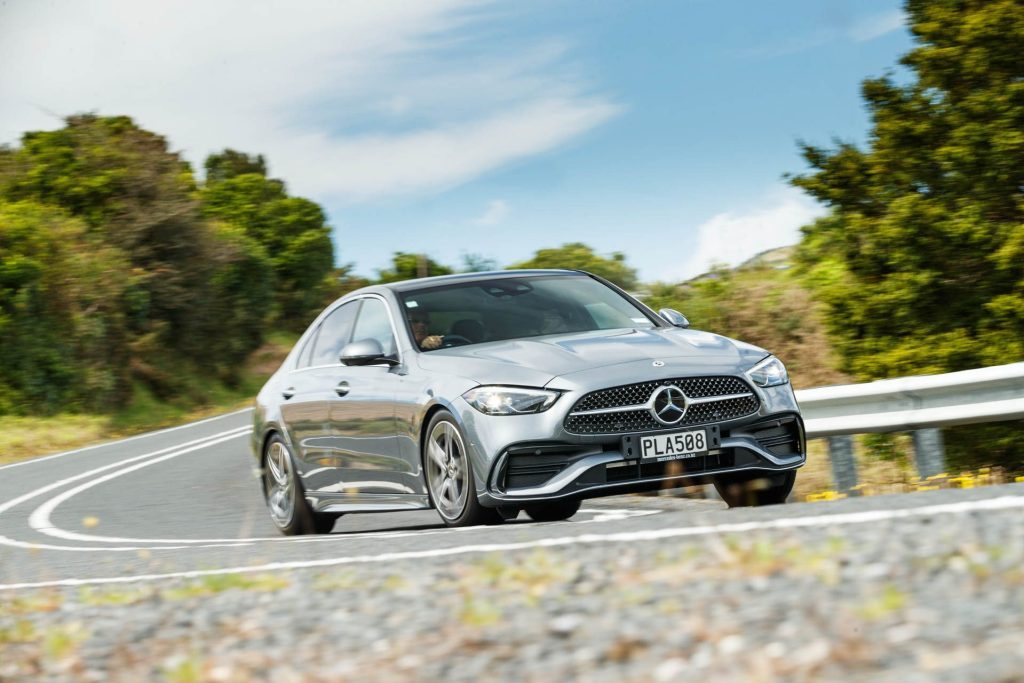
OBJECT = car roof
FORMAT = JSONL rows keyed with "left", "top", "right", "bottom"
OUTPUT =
{"left": 378, "top": 269, "right": 586, "bottom": 293}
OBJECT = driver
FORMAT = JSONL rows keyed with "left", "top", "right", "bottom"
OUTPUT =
{"left": 538, "top": 309, "right": 569, "bottom": 335}
{"left": 409, "top": 311, "right": 444, "bottom": 350}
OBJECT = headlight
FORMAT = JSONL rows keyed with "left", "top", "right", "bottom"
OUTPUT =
{"left": 746, "top": 356, "right": 789, "bottom": 387}
{"left": 463, "top": 386, "right": 560, "bottom": 415}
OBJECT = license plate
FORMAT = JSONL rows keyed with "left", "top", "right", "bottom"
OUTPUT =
{"left": 638, "top": 429, "right": 708, "bottom": 460}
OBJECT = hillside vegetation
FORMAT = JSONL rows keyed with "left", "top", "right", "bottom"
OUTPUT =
{"left": 645, "top": 247, "right": 848, "bottom": 390}
{"left": 0, "top": 116, "right": 345, "bottom": 417}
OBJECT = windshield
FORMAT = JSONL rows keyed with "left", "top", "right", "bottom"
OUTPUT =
{"left": 400, "top": 275, "right": 658, "bottom": 351}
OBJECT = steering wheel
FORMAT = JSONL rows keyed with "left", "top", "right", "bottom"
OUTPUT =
{"left": 440, "top": 334, "right": 473, "bottom": 348}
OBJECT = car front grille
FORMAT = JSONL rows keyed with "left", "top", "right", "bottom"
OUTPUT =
{"left": 564, "top": 376, "right": 759, "bottom": 435}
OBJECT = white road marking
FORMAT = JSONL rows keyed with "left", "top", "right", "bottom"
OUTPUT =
{"left": 28, "top": 430, "right": 253, "bottom": 540}
{"left": 0, "top": 508, "right": 658, "bottom": 552}
{"left": 0, "top": 408, "right": 253, "bottom": 472}
{"left": 1, "top": 493, "right": 1021, "bottom": 591}
{"left": 32, "top": 505, "right": 659, "bottom": 548}
{"left": 0, "top": 427, "right": 252, "bottom": 551}
{"left": 4, "top": 419, "right": 658, "bottom": 551}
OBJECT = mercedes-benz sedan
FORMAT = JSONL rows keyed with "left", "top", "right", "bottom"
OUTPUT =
{"left": 252, "top": 270, "right": 805, "bottom": 534}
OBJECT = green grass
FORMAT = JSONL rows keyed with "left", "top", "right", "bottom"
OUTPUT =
{"left": 0, "top": 382, "right": 251, "bottom": 466}
{"left": 856, "top": 584, "right": 909, "bottom": 620}
{"left": 162, "top": 573, "right": 290, "bottom": 600}
{"left": 0, "top": 335, "right": 296, "bottom": 466}
{"left": 0, "top": 413, "right": 109, "bottom": 463}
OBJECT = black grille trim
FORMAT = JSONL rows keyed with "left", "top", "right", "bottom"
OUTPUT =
{"left": 730, "top": 416, "right": 804, "bottom": 458}
{"left": 564, "top": 376, "right": 759, "bottom": 435}
{"left": 500, "top": 443, "right": 601, "bottom": 491}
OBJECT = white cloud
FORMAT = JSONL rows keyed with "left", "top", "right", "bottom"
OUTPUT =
{"left": 473, "top": 199, "right": 510, "bottom": 226}
{"left": 0, "top": 0, "right": 619, "bottom": 203}
{"left": 280, "top": 97, "right": 619, "bottom": 199}
{"left": 849, "top": 9, "right": 906, "bottom": 43}
{"left": 676, "top": 187, "right": 825, "bottom": 280}
{"left": 744, "top": 8, "right": 906, "bottom": 57}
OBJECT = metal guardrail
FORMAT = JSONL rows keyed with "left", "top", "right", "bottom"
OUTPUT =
{"left": 795, "top": 362, "right": 1024, "bottom": 438}
{"left": 792, "top": 362, "right": 1024, "bottom": 490}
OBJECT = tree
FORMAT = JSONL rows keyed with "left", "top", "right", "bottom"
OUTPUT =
{"left": 511, "top": 243, "right": 638, "bottom": 290}
{"left": 200, "top": 151, "right": 335, "bottom": 328}
{"left": 377, "top": 253, "right": 454, "bottom": 283}
{"left": 0, "top": 201, "right": 136, "bottom": 413}
{"left": 0, "top": 116, "right": 277, "bottom": 405}
{"left": 461, "top": 253, "right": 498, "bottom": 273}
{"left": 204, "top": 149, "right": 267, "bottom": 183}
{"left": 790, "top": 0, "right": 1024, "bottom": 469}
{"left": 197, "top": 222, "right": 275, "bottom": 377}
{"left": 0, "top": 115, "right": 215, "bottom": 360}
{"left": 791, "top": 0, "right": 1024, "bottom": 380}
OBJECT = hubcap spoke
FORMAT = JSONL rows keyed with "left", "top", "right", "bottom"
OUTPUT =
{"left": 267, "top": 450, "right": 281, "bottom": 483}
{"left": 428, "top": 440, "right": 447, "bottom": 470}
{"left": 443, "top": 425, "right": 453, "bottom": 461}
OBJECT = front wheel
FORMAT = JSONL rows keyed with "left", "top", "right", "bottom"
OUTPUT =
{"left": 713, "top": 470, "right": 796, "bottom": 508}
{"left": 524, "top": 499, "right": 581, "bottom": 522}
{"left": 423, "top": 411, "right": 503, "bottom": 527}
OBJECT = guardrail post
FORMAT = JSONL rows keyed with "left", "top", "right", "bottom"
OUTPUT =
{"left": 912, "top": 428, "right": 946, "bottom": 479}
{"left": 827, "top": 435, "right": 858, "bottom": 494}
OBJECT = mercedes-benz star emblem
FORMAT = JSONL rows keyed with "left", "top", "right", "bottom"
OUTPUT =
{"left": 651, "top": 385, "right": 687, "bottom": 425}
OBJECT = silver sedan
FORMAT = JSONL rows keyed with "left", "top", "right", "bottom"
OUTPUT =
{"left": 252, "top": 270, "right": 805, "bottom": 534}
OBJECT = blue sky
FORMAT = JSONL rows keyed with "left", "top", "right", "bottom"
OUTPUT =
{"left": 0, "top": 1, "right": 912, "bottom": 282}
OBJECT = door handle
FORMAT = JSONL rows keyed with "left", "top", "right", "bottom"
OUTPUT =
{"left": 335, "top": 381, "right": 350, "bottom": 397}
{"left": 282, "top": 387, "right": 296, "bottom": 400}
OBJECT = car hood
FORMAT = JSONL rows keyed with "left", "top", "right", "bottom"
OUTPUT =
{"left": 415, "top": 328, "right": 768, "bottom": 387}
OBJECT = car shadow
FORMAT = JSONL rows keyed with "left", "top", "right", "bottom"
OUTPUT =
{"left": 326, "top": 514, "right": 545, "bottom": 536}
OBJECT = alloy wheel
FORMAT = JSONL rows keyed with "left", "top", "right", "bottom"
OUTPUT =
{"left": 426, "top": 421, "right": 469, "bottom": 519}
{"left": 265, "top": 441, "right": 296, "bottom": 528}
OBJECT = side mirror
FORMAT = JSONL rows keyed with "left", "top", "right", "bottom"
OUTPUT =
{"left": 658, "top": 308, "right": 690, "bottom": 328}
{"left": 339, "top": 339, "right": 395, "bottom": 366}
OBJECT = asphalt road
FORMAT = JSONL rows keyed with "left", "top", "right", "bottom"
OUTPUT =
{"left": 0, "top": 407, "right": 1017, "bottom": 591}
{"left": 1, "top": 409, "right": 1022, "bottom": 681}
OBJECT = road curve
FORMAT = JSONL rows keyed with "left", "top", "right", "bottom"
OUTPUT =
{"left": 1, "top": 409, "right": 1022, "bottom": 681}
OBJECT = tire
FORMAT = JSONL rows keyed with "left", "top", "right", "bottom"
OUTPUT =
{"left": 713, "top": 469, "right": 796, "bottom": 508}
{"left": 423, "top": 410, "right": 503, "bottom": 527}
{"left": 311, "top": 514, "right": 341, "bottom": 534}
{"left": 495, "top": 506, "right": 521, "bottom": 522}
{"left": 263, "top": 434, "right": 339, "bottom": 535}
{"left": 524, "top": 498, "right": 581, "bottom": 522}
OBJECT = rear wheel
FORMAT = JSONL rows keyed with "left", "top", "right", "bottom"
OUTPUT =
{"left": 424, "top": 411, "right": 503, "bottom": 527}
{"left": 524, "top": 499, "right": 581, "bottom": 522}
{"left": 713, "top": 470, "right": 796, "bottom": 508}
{"left": 264, "top": 435, "right": 339, "bottom": 535}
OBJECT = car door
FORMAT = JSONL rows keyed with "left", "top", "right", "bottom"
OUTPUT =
{"left": 327, "top": 296, "right": 412, "bottom": 495}
{"left": 279, "top": 300, "right": 359, "bottom": 493}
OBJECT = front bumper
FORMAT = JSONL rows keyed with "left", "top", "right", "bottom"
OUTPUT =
{"left": 478, "top": 412, "right": 805, "bottom": 505}
{"left": 461, "top": 380, "right": 805, "bottom": 507}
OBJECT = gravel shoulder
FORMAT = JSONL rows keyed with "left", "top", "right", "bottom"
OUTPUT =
{"left": 2, "top": 490, "right": 1022, "bottom": 682}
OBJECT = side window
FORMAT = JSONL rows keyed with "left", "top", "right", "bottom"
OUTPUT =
{"left": 295, "top": 326, "right": 320, "bottom": 368}
{"left": 310, "top": 301, "right": 360, "bottom": 366}
{"left": 351, "top": 298, "right": 398, "bottom": 358}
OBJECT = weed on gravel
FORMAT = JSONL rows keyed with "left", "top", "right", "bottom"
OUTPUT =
{"left": 1, "top": 504, "right": 1022, "bottom": 681}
